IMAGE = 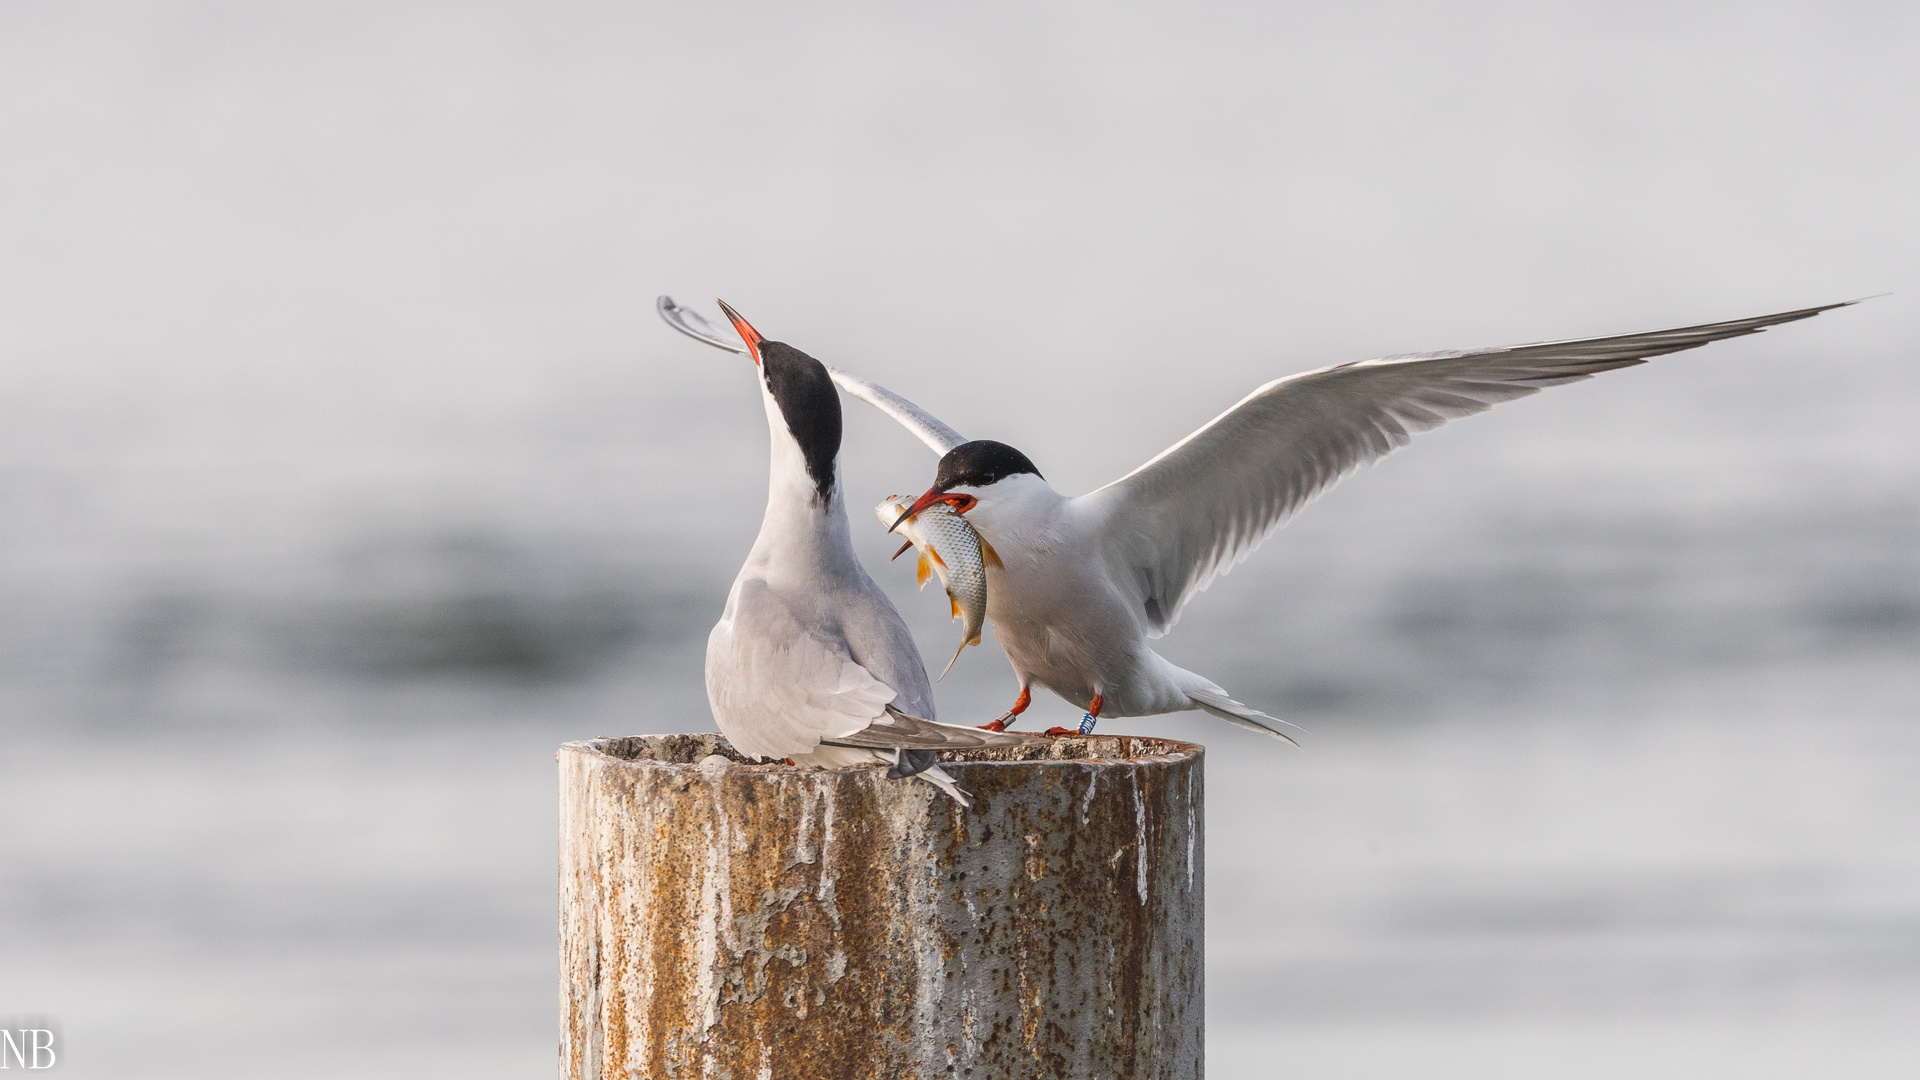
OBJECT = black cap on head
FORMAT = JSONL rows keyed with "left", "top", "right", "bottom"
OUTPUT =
{"left": 934, "top": 440, "right": 1042, "bottom": 491}
{"left": 759, "top": 340, "right": 841, "bottom": 504}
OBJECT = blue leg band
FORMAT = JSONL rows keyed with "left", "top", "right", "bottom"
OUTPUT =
{"left": 1078, "top": 712, "right": 1098, "bottom": 735}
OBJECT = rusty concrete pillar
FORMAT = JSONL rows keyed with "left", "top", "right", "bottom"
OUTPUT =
{"left": 558, "top": 733, "right": 1204, "bottom": 1080}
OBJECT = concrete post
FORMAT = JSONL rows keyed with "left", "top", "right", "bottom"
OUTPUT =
{"left": 559, "top": 733, "right": 1204, "bottom": 1079}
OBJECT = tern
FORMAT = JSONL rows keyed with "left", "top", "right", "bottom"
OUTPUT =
{"left": 699, "top": 300, "right": 1042, "bottom": 805}
{"left": 664, "top": 296, "right": 1858, "bottom": 741}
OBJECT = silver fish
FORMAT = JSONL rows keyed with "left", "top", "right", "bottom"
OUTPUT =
{"left": 876, "top": 495, "right": 999, "bottom": 678}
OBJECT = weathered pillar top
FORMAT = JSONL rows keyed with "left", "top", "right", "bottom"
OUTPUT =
{"left": 562, "top": 730, "right": 1202, "bottom": 773}
{"left": 560, "top": 732, "right": 1205, "bottom": 1079}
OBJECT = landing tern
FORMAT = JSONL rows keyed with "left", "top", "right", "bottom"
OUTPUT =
{"left": 665, "top": 295, "right": 1859, "bottom": 741}
{"left": 698, "top": 300, "right": 1042, "bottom": 805}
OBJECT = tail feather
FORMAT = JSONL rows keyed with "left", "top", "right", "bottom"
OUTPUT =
{"left": 888, "top": 746, "right": 938, "bottom": 779}
{"left": 821, "top": 707, "right": 1049, "bottom": 808}
{"left": 1185, "top": 688, "right": 1304, "bottom": 746}
{"left": 801, "top": 746, "right": 973, "bottom": 807}
{"left": 890, "top": 749, "right": 970, "bottom": 807}
{"left": 915, "top": 763, "right": 972, "bottom": 807}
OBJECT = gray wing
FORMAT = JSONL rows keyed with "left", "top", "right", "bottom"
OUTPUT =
{"left": 1079, "top": 300, "right": 1858, "bottom": 636}
{"left": 823, "top": 364, "right": 969, "bottom": 455}
{"left": 658, "top": 295, "right": 748, "bottom": 353}
{"left": 706, "top": 579, "right": 904, "bottom": 760}
{"left": 826, "top": 705, "right": 1051, "bottom": 751}
{"left": 657, "top": 295, "right": 968, "bottom": 455}
{"left": 708, "top": 579, "right": 1041, "bottom": 758}
{"left": 836, "top": 570, "right": 939, "bottom": 722}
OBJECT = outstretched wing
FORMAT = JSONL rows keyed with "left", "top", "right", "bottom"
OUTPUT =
{"left": 1079, "top": 300, "right": 1857, "bottom": 636}
{"left": 657, "top": 295, "right": 968, "bottom": 454}
{"left": 658, "top": 295, "right": 749, "bottom": 354}
{"left": 821, "top": 364, "right": 969, "bottom": 455}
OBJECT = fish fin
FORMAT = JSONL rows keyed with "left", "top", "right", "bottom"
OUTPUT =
{"left": 927, "top": 547, "right": 949, "bottom": 570}
{"left": 949, "top": 596, "right": 962, "bottom": 619}
{"left": 979, "top": 536, "right": 1004, "bottom": 569}
{"left": 917, "top": 555, "right": 932, "bottom": 589}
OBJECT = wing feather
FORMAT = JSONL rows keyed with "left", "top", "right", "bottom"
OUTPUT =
{"left": 706, "top": 580, "right": 900, "bottom": 760}
{"left": 823, "top": 366, "right": 969, "bottom": 455}
{"left": 1080, "top": 300, "right": 1857, "bottom": 636}
{"left": 825, "top": 705, "right": 1051, "bottom": 751}
{"left": 657, "top": 295, "right": 967, "bottom": 455}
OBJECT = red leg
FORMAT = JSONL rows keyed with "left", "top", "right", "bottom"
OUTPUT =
{"left": 1045, "top": 692, "right": 1103, "bottom": 737}
{"left": 979, "top": 686, "right": 1031, "bottom": 732}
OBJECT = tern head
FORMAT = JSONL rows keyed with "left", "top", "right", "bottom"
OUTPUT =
{"left": 889, "top": 440, "right": 1043, "bottom": 531}
{"left": 717, "top": 300, "right": 841, "bottom": 505}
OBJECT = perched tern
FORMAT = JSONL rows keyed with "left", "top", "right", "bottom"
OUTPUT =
{"left": 699, "top": 300, "right": 1042, "bottom": 805}
{"left": 665, "top": 295, "right": 1858, "bottom": 741}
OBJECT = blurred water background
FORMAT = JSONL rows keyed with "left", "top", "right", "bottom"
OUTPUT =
{"left": 2, "top": 2, "right": 1916, "bottom": 1076}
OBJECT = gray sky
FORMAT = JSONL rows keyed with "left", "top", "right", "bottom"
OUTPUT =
{"left": 2, "top": 2, "right": 1912, "bottom": 543}
{"left": 1, "top": 0, "right": 1913, "bottom": 802}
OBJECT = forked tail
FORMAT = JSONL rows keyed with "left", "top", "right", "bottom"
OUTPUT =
{"left": 890, "top": 749, "right": 971, "bottom": 806}
{"left": 1184, "top": 687, "right": 1304, "bottom": 746}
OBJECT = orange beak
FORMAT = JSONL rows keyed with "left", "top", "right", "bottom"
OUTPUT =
{"left": 714, "top": 299, "right": 764, "bottom": 365}
{"left": 887, "top": 486, "right": 977, "bottom": 532}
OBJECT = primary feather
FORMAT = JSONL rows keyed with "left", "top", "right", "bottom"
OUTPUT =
{"left": 1078, "top": 301, "right": 1855, "bottom": 635}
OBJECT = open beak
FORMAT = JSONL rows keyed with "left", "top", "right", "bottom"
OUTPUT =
{"left": 887, "top": 486, "right": 975, "bottom": 532}
{"left": 714, "top": 299, "right": 764, "bottom": 365}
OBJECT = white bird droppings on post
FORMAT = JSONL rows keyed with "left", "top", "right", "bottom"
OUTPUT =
{"left": 1135, "top": 770, "right": 1150, "bottom": 905}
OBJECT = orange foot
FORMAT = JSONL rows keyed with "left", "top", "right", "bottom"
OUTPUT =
{"left": 978, "top": 686, "right": 1032, "bottom": 732}
{"left": 1045, "top": 693, "right": 1104, "bottom": 737}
